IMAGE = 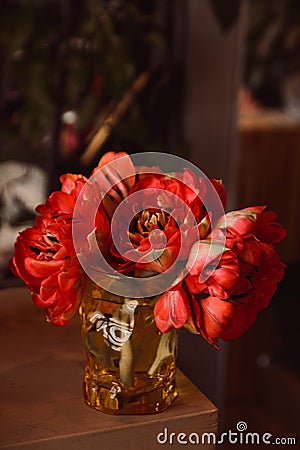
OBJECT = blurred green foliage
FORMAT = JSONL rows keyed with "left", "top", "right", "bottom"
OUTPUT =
{"left": 0, "top": 0, "right": 176, "bottom": 168}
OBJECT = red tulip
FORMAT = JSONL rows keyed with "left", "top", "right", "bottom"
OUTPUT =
{"left": 183, "top": 206, "right": 286, "bottom": 347}
{"left": 213, "top": 206, "right": 286, "bottom": 245}
{"left": 109, "top": 168, "right": 226, "bottom": 276}
{"left": 11, "top": 217, "right": 83, "bottom": 325}
{"left": 186, "top": 240, "right": 240, "bottom": 299}
{"left": 11, "top": 148, "right": 286, "bottom": 345}
{"left": 154, "top": 285, "right": 190, "bottom": 333}
{"left": 233, "top": 241, "right": 285, "bottom": 310}
{"left": 213, "top": 208, "right": 286, "bottom": 305}
{"left": 11, "top": 172, "right": 89, "bottom": 325}
{"left": 188, "top": 294, "right": 258, "bottom": 347}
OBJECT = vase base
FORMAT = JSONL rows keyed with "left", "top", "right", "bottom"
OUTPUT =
{"left": 83, "top": 377, "right": 178, "bottom": 414}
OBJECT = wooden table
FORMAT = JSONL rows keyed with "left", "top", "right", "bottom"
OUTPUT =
{"left": 0, "top": 287, "right": 217, "bottom": 450}
{"left": 239, "top": 109, "right": 300, "bottom": 265}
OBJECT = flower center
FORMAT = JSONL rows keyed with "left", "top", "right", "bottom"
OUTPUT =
{"left": 130, "top": 209, "right": 168, "bottom": 235}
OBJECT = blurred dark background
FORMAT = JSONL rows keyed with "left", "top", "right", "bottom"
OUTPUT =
{"left": 0, "top": 0, "right": 299, "bottom": 444}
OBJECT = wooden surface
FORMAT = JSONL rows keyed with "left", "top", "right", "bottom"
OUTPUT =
{"left": 238, "top": 110, "right": 300, "bottom": 265}
{"left": 222, "top": 110, "right": 300, "bottom": 446}
{"left": 239, "top": 109, "right": 300, "bottom": 131}
{"left": 0, "top": 287, "right": 218, "bottom": 450}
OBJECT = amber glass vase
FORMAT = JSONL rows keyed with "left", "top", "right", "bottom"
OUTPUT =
{"left": 79, "top": 280, "right": 178, "bottom": 414}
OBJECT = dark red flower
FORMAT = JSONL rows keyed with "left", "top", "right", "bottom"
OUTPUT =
{"left": 185, "top": 240, "right": 240, "bottom": 299}
{"left": 11, "top": 148, "right": 286, "bottom": 346}
{"left": 11, "top": 217, "right": 83, "bottom": 325}
{"left": 182, "top": 206, "right": 286, "bottom": 347}
{"left": 212, "top": 207, "right": 286, "bottom": 307}
{"left": 11, "top": 172, "right": 88, "bottom": 325}
{"left": 188, "top": 294, "right": 258, "bottom": 347}
{"left": 108, "top": 168, "right": 226, "bottom": 276}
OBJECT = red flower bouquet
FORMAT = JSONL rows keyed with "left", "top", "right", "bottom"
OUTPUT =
{"left": 11, "top": 151, "right": 286, "bottom": 348}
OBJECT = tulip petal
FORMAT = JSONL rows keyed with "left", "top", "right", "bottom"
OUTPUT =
{"left": 60, "top": 173, "right": 87, "bottom": 196}
{"left": 253, "top": 211, "right": 287, "bottom": 243}
{"left": 36, "top": 192, "right": 75, "bottom": 216}
{"left": 187, "top": 240, "right": 227, "bottom": 276}
{"left": 95, "top": 151, "right": 136, "bottom": 196}
{"left": 215, "top": 206, "right": 266, "bottom": 235}
{"left": 201, "top": 296, "right": 234, "bottom": 341}
{"left": 154, "top": 287, "right": 190, "bottom": 333}
{"left": 25, "top": 258, "right": 62, "bottom": 277}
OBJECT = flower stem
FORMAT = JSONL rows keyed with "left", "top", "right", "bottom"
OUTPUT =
{"left": 148, "top": 331, "right": 174, "bottom": 376}
{"left": 118, "top": 298, "right": 137, "bottom": 387}
{"left": 119, "top": 339, "right": 134, "bottom": 386}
